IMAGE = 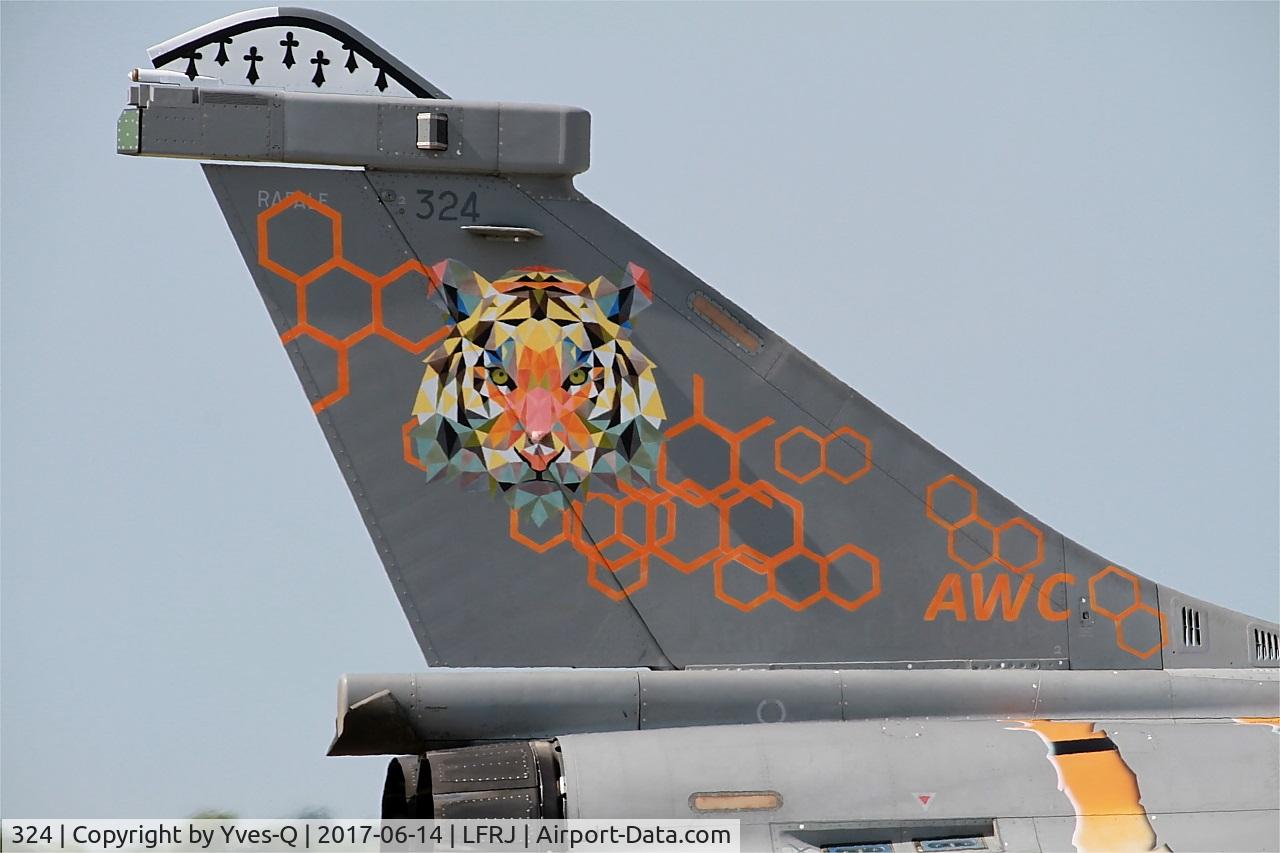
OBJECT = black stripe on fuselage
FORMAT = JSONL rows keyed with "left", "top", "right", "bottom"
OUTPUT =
{"left": 1052, "top": 736, "right": 1118, "bottom": 756}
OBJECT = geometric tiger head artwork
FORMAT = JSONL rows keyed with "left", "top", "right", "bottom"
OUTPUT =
{"left": 410, "top": 261, "right": 666, "bottom": 527}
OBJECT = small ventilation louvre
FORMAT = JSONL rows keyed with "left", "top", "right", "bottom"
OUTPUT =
{"left": 1254, "top": 628, "right": 1279, "bottom": 663}
{"left": 1180, "top": 606, "right": 1203, "bottom": 647}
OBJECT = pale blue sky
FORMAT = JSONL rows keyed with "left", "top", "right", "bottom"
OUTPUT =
{"left": 3, "top": 0, "right": 1276, "bottom": 818}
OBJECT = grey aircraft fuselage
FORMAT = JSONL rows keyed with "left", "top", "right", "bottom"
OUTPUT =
{"left": 119, "top": 7, "right": 1280, "bottom": 852}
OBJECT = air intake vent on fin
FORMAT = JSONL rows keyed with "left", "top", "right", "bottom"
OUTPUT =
{"left": 1253, "top": 628, "right": 1278, "bottom": 663}
{"left": 1180, "top": 606, "right": 1203, "bottom": 647}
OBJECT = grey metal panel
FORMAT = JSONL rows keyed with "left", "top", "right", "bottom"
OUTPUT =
{"left": 989, "top": 819, "right": 1042, "bottom": 853}
{"left": 498, "top": 103, "right": 591, "bottom": 175}
{"left": 1034, "top": 669, "right": 1173, "bottom": 719}
{"left": 1246, "top": 619, "right": 1280, "bottom": 668}
{"left": 763, "top": 346, "right": 853, "bottom": 428}
{"left": 1105, "top": 718, "right": 1280, "bottom": 815}
{"left": 638, "top": 669, "right": 842, "bottom": 728}
{"left": 201, "top": 100, "right": 280, "bottom": 160}
{"left": 1038, "top": 808, "right": 1280, "bottom": 853}
{"left": 132, "top": 89, "right": 588, "bottom": 175}
{"left": 1163, "top": 586, "right": 1280, "bottom": 669}
{"left": 283, "top": 97, "right": 381, "bottom": 164}
{"left": 376, "top": 102, "right": 498, "bottom": 172}
{"left": 559, "top": 719, "right": 1278, "bottom": 848}
{"left": 203, "top": 163, "right": 672, "bottom": 668}
{"left": 1034, "top": 812, "right": 1280, "bottom": 853}
{"left": 1064, "top": 538, "right": 1165, "bottom": 670}
{"left": 1111, "top": 810, "right": 1280, "bottom": 853}
{"left": 528, "top": 194, "right": 787, "bottom": 381}
{"left": 340, "top": 670, "right": 641, "bottom": 747}
{"left": 329, "top": 668, "right": 1279, "bottom": 754}
{"left": 559, "top": 719, "right": 1072, "bottom": 822}
{"left": 1164, "top": 668, "right": 1280, "bottom": 718}
{"left": 840, "top": 670, "right": 1040, "bottom": 720}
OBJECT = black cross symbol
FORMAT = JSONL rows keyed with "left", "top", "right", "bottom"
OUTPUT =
{"left": 243, "top": 46, "right": 262, "bottom": 84}
{"left": 342, "top": 42, "right": 359, "bottom": 73}
{"left": 280, "top": 31, "right": 299, "bottom": 68}
{"left": 183, "top": 50, "right": 202, "bottom": 81}
{"left": 310, "top": 50, "right": 330, "bottom": 87}
{"left": 214, "top": 37, "right": 232, "bottom": 66}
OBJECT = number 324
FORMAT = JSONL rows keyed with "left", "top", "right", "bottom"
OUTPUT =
{"left": 416, "top": 189, "right": 479, "bottom": 222}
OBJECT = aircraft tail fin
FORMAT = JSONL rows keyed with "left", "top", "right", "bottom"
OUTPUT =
{"left": 129, "top": 8, "right": 1279, "bottom": 670}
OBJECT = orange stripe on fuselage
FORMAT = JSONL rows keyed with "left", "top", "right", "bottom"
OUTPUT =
{"left": 1010, "top": 720, "right": 1163, "bottom": 853}
{"left": 1235, "top": 716, "right": 1280, "bottom": 731}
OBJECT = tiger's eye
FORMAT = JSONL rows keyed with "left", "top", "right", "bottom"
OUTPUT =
{"left": 566, "top": 368, "right": 588, "bottom": 386}
{"left": 488, "top": 366, "right": 510, "bottom": 386}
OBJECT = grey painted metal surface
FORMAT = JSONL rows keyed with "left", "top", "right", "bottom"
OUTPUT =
{"left": 124, "top": 86, "right": 589, "bottom": 174}
{"left": 122, "top": 7, "right": 1279, "bottom": 673}
{"left": 558, "top": 718, "right": 1279, "bottom": 846}
{"left": 122, "top": 10, "right": 1280, "bottom": 850}
{"left": 329, "top": 667, "right": 1280, "bottom": 754}
{"left": 187, "top": 146, "right": 1278, "bottom": 669}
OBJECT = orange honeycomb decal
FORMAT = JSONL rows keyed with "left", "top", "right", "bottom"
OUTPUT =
{"left": 925, "top": 474, "right": 1044, "bottom": 573}
{"left": 401, "top": 418, "right": 426, "bottom": 472}
{"left": 948, "top": 517, "right": 997, "bottom": 571}
{"left": 994, "top": 518, "right": 1044, "bottom": 573}
{"left": 823, "top": 427, "right": 872, "bottom": 484}
{"left": 722, "top": 481, "right": 805, "bottom": 566}
{"left": 774, "top": 427, "right": 824, "bottom": 484}
{"left": 1088, "top": 564, "right": 1168, "bottom": 661}
{"left": 924, "top": 473, "right": 1167, "bottom": 661}
{"left": 658, "top": 375, "right": 773, "bottom": 501}
{"left": 501, "top": 375, "right": 880, "bottom": 612}
{"left": 924, "top": 475, "right": 978, "bottom": 530}
{"left": 259, "top": 195, "right": 881, "bottom": 612}
{"left": 509, "top": 507, "right": 570, "bottom": 555}
{"left": 772, "top": 549, "right": 826, "bottom": 610}
{"left": 772, "top": 425, "right": 872, "bottom": 485}
{"left": 823, "top": 543, "right": 881, "bottom": 611}
{"left": 256, "top": 192, "right": 449, "bottom": 413}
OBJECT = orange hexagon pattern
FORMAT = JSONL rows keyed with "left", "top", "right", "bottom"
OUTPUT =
{"left": 1088, "top": 564, "right": 1168, "bottom": 660}
{"left": 258, "top": 194, "right": 1171, "bottom": 650}
{"left": 924, "top": 474, "right": 1167, "bottom": 661}
{"left": 259, "top": 194, "right": 880, "bottom": 612}
{"left": 257, "top": 191, "right": 450, "bottom": 413}
{"left": 773, "top": 426, "right": 872, "bottom": 485}
{"left": 508, "top": 375, "right": 880, "bottom": 612}
{"left": 925, "top": 474, "right": 1044, "bottom": 573}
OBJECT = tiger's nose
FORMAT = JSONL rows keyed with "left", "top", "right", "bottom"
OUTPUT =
{"left": 519, "top": 388, "right": 557, "bottom": 441}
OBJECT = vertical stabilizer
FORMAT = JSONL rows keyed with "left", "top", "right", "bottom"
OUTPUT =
{"left": 125, "top": 7, "right": 1278, "bottom": 671}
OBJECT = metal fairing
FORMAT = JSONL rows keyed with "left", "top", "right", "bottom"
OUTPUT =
{"left": 557, "top": 718, "right": 1279, "bottom": 852}
{"left": 121, "top": 8, "right": 1279, "bottom": 851}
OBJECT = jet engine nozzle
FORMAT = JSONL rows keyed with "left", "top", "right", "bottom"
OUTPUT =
{"left": 382, "top": 741, "right": 563, "bottom": 820}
